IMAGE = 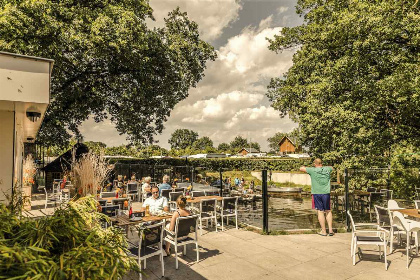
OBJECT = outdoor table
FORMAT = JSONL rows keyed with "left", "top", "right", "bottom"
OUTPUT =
{"left": 353, "top": 191, "right": 371, "bottom": 215}
{"left": 186, "top": 195, "right": 223, "bottom": 204}
{"left": 111, "top": 213, "right": 172, "bottom": 227}
{"left": 394, "top": 209, "right": 420, "bottom": 221}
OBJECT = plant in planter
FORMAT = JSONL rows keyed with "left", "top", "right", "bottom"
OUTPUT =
{"left": 22, "top": 154, "right": 36, "bottom": 210}
{"left": 71, "top": 152, "right": 112, "bottom": 198}
{"left": 0, "top": 196, "right": 139, "bottom": 279}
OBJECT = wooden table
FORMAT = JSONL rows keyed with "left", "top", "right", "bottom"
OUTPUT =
{"left": 111, "top": 214, "right": 172, "bottom": 226}
{"left": 187, "top": 196, "right": 223, "bottom": 204}
{"left": 395, "top": 209, "right": 420, "bottom": 220}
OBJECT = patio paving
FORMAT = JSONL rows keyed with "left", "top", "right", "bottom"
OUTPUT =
{"left": 125, "top": 228, "right": 420, "bottom": 280}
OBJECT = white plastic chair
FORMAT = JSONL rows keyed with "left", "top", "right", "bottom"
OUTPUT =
{"left": 43, "top": 187, "right": 61, "bottom": 209}
{"left": 392, "top": 211, "right": 420, "bottom": 268}
{"left": 388, "top": 199, "right": 404, "bottom": 210}
{"left": 347, "top": 211, "right": 388, "bottom": 270}
{"left": 414, "top": 200, "right": 420, "bottom": 210}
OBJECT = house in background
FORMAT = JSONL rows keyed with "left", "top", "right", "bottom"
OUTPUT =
{"left": 278, "top": 136, "right": 301, "bottom": 154}
{"left": 238, "top": 147, "right": 261, "bottom": 157}
{"left": 41, "top": 142, "right": 89, "bottom": 190}
{"left": 0, "top": 52, "right": 53, "bottom": 204}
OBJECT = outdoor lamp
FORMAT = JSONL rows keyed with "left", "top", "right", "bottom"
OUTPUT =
{"left": 26, "top": 110, "right": 41, "bottom": 122}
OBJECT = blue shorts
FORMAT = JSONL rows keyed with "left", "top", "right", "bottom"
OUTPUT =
{"left": 312, "top": 194, "right": 331, "bottom": 211}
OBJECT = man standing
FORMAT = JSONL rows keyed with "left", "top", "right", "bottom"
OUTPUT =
{"left": 158, "top": 175, "right": 172, "bottom": 195}
{"left": 300, "top": 158, "right": 334, "bottom": 236}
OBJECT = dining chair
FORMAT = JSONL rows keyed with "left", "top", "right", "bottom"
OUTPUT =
{"left": 392, "top": 211, "right": 420, "bottom": 268}
{"left": 164, "top": 215, "right": 199, "bottom": 269}
{"left": 218, "top": 197, "right": 239, "bottom": 231}
{"left": 198, "top": 198, "right": 218, "bottom": 235}
{"left": 347, "top": 211, "right": 388, "bottom": 270}
{"left": 128, "top": 221, "right": 165, "bottom": 279}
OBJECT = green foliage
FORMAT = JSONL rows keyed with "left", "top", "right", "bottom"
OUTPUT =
{"left": 267, "top": 0, "right": 420, "bottom": 166}
{"left": 110, "top": 157, "right": 314, "bottom": 172}
{"left": 0, "top": 196, "right": 138, "bottom": 279}
{"left": 229, "top": 136, "right": 248, "bottom": 152}
{"left": 217, "top": 142, "right": 230, "bottom": 152}
{"left": 84, "top": 141, "right": 107, "bottom": 154}
{"left": 0, "top": 1, "right": 216, "bottom": 147}
{"left": 168, "top": 129, "right": 199, "bottom": 150}
{"left": 389, "top": 142, "right": 420, "bottom": 199}
{"left": 192, "top": 136, "right": 214, "bottom": 151}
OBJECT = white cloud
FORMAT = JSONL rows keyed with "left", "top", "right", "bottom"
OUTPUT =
{"left": 154, "top": 19, "right": 298, "bottom": 150}
{"left": 81, "top": 12, "right": 298, "bottom": 151}
{"left": 147, "top": 0, "right": 242, "bottom": 41}
{"left": 277, "top": 6, "right": 289, "bottom": 14}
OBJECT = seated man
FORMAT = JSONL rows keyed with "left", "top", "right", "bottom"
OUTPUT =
{"left": 142, "top": 186, "right": 169, "bottom": 214}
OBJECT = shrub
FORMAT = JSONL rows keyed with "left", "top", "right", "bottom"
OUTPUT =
{"left": 0, "top": 196, "right": 138, "bottom": 279}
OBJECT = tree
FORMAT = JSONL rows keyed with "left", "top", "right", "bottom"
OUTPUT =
{"left": 192, "top": 136, "right": 214, "bottom": 151}
{"left": 0, "top": 2, "right": 216, "bottom": 147}
{"left": 168, "top": 129, "right": 199, "bottom": 150}
{"left": 250, "top": 142, "right": 261, "bottom": 152}
{"left": 229, "top": 136, "right": 248, "bottom": 152}
{"left": 217, "top": 143, "right": 230, "bottom": 152}
{"left": 84, "top": 141, "right": 107, "bottom": 154}
{"left": 267, "top": 0, "right": 420, "bottom": 166}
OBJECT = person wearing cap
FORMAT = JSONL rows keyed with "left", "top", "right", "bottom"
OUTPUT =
{"left": 300, "top": 158, "right": 334, "bottom": 236}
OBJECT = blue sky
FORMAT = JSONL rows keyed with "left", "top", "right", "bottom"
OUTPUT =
{"left": 79, "top": 0, "right": 303, "bottom": 151}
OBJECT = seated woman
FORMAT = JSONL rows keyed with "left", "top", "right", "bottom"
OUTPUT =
{"left": 165, "top": 195, "right": 191, "bottom": 256}
{"left": 142, "top": 176, "right": 152, "bottom": 199}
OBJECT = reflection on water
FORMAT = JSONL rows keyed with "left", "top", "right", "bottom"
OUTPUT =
{"left": 239, "top": 196, "right": 346, "bottom": 230}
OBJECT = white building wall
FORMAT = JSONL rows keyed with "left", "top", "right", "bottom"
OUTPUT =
{"left": 0, "top": 111, "right": 14, "bottom": 203}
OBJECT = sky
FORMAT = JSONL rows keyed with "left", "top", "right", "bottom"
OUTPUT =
{"left": 79, "top": 0, "right": 304, "bottom": 151}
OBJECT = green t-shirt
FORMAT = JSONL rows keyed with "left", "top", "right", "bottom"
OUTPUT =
{"left": 306, "top": 166, "right": 333, "bottom": 194}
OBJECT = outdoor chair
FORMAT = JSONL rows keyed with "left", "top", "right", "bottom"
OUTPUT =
{"left": 164, "top": 215, "right": 199, "bottom": 269}
{"left": 128, "top": 221, "right": 165, "bottom": 279}
{"left": 176, "top": 182, "right": 189, "bottom": 189}
{"left": 127, "top": 182, "right": 139, "bottom": 201}
{"left": 374, "top": 205, "right": 404, "bottom": 254}
{"left": 112, "top": 198, "right": 129, "bottom": 211}
{"left": 414, "top": 200, "right": 420, "bottom": 210}
{"left": 43, "top": 187, "right": 61, "bottom": 209}
{"left": 101, "top": 191, "right": 116, "bottom": 199}
{"left": 416, "top": 188, "right": 420, "bottom": 200}
{"left": 191, "top": 191, "right": 205, "bottom": 198}
{"left": 205, "top": 189, "right": 220, "bottom": 196}
{"left": 173, "top": 187, "right": 185, "bottom": 193}
{"left": 98, "top": 199, "right": 107, "bottom": 207}
{"left": 161, "top": 189, "right": 171, "bottom": 200}
{"left": 347, "top": 211, "right": 388, "bottom": 270}
{"left": 388, "top": 199, "right": 404, "bottom": 210}
{"left": 391, "top": 211, "right": 420, "bottom": 268}
{"left": 169, "top": 191, "right": 184, "bottom": 212}
{"left": 100, "top": 205, "right": 119, "bottom": 228}
{"left": 380, "top": 189, "right": 393, "bottom": 200}
{"left": 198, "top": 198, "right": 218, "bottom": 235}
{"left": 218, "top": 197, "right": 239, "bottom": 231}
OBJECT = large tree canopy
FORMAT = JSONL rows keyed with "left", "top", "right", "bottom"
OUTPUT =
{"left": 0, "top": 0, "right": 216, "bottom": 146}
{"left": 267, "top": 0, "right": 419, "bottom": 166}
{"left": 168, "top": 129, "right": 198, "bottom": 150}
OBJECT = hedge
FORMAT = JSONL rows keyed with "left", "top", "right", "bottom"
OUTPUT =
{"left": 108, "top": 157, "right": 314, "bottom": 171}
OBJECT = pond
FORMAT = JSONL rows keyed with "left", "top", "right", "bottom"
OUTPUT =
{"left": 238, "top": 196, "right": 346, "bottom": 231}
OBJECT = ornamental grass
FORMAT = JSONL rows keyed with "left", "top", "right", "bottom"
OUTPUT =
{"left": 0, "top": 196, "right": 139, "bottom": 279}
